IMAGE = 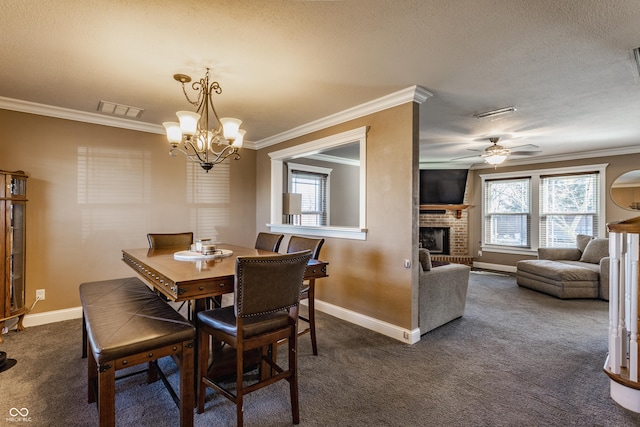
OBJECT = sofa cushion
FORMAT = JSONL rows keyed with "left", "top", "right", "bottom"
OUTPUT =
{"left": 576, "top": 234, "right": 593, "bottom": 253}
{"left": 580, "top": 238, "right": 608, "bottom": 264}
{"left": 517, "top": 259, "right": 598, "bottom": 282}
{"left": 419, "top": 248, "right": 432, "bottom": 271}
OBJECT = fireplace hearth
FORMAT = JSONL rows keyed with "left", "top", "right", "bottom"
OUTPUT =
{"left": 419, "top": 227, "right": 450, "bottom": 255}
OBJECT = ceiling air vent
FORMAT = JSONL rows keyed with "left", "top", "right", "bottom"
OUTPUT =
{"left": 97, "top": 100, "right": 144, "bottom": 119}
{"left": 473, "top": 106, "right": 516, "bottom": 120}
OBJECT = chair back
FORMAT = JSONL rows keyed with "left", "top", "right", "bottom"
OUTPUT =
{"left": 147, "top": 232, "right": 193, "bottom": 249}
{"left": 287, "top": 235, "right": 324, "bottom": 260}
{"left": 254, "top": 232, "right": 284, "bottom": 252}
{"left": 235, "top": 251, "right": 312, "bottom": 318}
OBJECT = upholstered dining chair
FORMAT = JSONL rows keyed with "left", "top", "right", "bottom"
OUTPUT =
{"left": 254, "top": 232, "right": 284, "bottom": 252}
{"left": 286, "top": 236, "right": 325, "bottom": 356}
{"left": 196, "top": 250, "right": 313, "bottom": 427}
{"left": 147, "top": 232, "right": 193, "bottom": 249}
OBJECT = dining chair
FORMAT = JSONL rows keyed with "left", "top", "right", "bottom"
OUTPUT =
{"left": 254, "top": 232, "right": 284, "bottom": 252}
{"left": 286, "top": 236, "right": 325, "bottom": 356}
{"left": 147, "top": 232, "right": 194, "bottom": 249}
{"left": 147, "top": 232, "right": 194, "bottom": 316}
{"left": 196, "top": 250, "right": 313, "bottom": 427}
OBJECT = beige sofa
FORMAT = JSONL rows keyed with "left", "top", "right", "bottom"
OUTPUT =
{"left": 418, "top": 249, "right": 470, "bottom": 335}
{"left": 516, "top": 235, "right": 609, "bottom": 300}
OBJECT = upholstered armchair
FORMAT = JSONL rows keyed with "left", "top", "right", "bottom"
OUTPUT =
{"left": 418, "top": 248, "right": 470, "bottom": 335}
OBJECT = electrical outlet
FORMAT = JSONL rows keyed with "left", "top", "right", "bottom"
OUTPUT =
{"left": 404, "top": 259, "right": 411, "bottom": 268}
{"left": 477, "top": 250, "right": 482, "bottom": 257}
{"left": 36, "top": 289, "right": 45, "bottom": 300}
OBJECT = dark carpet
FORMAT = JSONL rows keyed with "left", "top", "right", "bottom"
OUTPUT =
{"left": 1, "top": 271, "right": 639, "bottom": 426}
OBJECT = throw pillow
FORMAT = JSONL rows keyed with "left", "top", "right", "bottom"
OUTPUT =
{"left": 419, "top": 248, "right": 432, "bottom": 271}
{"left": 576, "top": 234, "right": 593, "bottom": 253}
{"left": 580, "top": 238, "right": 609, "bottom": 264}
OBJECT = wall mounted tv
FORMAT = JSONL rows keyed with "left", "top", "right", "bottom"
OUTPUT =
{"left": 419, "top": 169, "right": 469, "bottom": 205}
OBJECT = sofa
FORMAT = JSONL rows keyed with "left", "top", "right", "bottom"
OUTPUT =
{"left": 418, "top": 248, "right": 470, "bottom": 335}
{"left": 516, "top": 234, "right": 609, "bottom": 300}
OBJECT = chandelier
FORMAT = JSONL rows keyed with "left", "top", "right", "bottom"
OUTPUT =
{"left": 163, "top": 68, "right": 245, "bottom": 172}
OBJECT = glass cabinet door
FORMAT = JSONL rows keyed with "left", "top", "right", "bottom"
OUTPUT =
{"left": 9, "top": 202, "right": 26, "bottom": 313}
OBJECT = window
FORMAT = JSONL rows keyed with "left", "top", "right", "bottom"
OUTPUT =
{"left": 484, "top": 178, "right": 530, "bottom": 248}
{"left": 481, "top": 164, "right": 607, "bottom": 254}
{"left": 540, "top": 173, "right": 599, "bottom": 247}
{"left": 288, "top": 164, "right": 331, "bottom": 226}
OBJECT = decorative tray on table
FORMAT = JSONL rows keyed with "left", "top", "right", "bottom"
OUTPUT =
{"left": 173, "top": 249, "right": 233, "bottom": 261}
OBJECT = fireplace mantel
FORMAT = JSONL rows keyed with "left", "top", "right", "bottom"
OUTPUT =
{"left": 419, "top": 204, "right": 469, "bottom": 219}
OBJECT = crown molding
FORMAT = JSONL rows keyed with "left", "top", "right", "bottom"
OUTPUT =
{"left": 254, "top": 85, "right": 433, "bottom": 150}
{"left": 0, "top": 96, "right": 165, "bottom": 134}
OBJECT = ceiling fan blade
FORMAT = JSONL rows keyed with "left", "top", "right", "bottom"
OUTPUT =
{"left": 507, "top": 143, "right": 539, "bottom": 150}
{"left": 510, "top": 150, "right": 542, "bottom": 156}
{"left": 450, "top": 154, "right": 483, "bottom": 161}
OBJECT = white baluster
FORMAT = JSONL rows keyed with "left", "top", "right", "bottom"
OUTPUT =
{"left": 609, "top": 231, "right": 622, "bottom": 374}
{"left": 629, "top": 233, "right": 639, "bottom": 381}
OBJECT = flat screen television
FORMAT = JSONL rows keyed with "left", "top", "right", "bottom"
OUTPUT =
{"left": 419, "top": 169, "right": 468, "bottom": 205}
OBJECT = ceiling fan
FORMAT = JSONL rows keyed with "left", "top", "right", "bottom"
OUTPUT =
{"left": 452, "top": 137, "right": 541, "bottom": 165}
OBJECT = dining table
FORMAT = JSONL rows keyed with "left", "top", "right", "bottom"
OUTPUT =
{"left": 121, "top": 243, "right": 329, "bottom": 319}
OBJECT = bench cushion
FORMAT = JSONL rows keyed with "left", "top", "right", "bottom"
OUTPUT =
{"left": 80, "top": 277, "right": 194, "bottom": 364}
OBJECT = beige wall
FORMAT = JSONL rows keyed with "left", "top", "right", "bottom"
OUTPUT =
{"left": 0, "top": 109, "right": 256, "bottom": 315}
{"left": 469, "top": 153, "right": 640, "bottom": 267}
{"left": 256, "top": 103, "right": 420, "bottom": 330}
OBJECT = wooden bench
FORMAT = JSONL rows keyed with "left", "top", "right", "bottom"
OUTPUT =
{"left": 80, "top": 277, "right": 195, "bottom": 427}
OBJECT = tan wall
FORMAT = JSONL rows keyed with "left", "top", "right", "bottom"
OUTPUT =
{"left": 256, "top": 103, "right": 420, "bottom": 330}
{"left": 0, "top": 109, "right": 256, "bottom": 314}
{"left": 469, "top": 153, "right": 640, "bottom": 267}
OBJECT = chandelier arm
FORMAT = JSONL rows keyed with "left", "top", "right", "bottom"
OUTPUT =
{"left": 208, "top": 145, "right": 240, "bottom": 164}
{"left": 207, "top": 86, "right": 224, "bottom": 132}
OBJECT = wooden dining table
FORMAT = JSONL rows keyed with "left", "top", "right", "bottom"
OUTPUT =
{"left": 121, "top": 243, "right": 329, "bottom": 318}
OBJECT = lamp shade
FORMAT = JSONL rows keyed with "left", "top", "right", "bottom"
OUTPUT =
{"left": 163, "top": 122, "right": 182, "bottom": 144}
{"left": 176, "top": 111, "right": 200, "bottom": 136}
{"left": 283, "top": 193, "right": 302, "bottom": 215}
{"left": 220, "top": 117, "right": 242, "bottom": 140}
{"left": 231, "top": 129, "right": 245, "bottom": 148}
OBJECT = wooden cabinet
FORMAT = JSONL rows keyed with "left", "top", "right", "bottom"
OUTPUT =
{"left": 1, "top": 170, "right": 28, "bottom": 343}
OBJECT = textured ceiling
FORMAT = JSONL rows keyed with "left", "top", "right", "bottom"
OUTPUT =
{"left": 1, "top": 0, "right": 639, "bottom": 167}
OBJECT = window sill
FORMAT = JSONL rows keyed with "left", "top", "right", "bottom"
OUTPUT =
{"left": 267, "top": 224, "right": 368, "bottom": 240}
{"left": 481, "top": 246, "right": 537, "bottom": 256}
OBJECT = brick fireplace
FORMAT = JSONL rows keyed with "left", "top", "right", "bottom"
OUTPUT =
{"left": 418, "top": 207, "right": 472, "bottom": 265}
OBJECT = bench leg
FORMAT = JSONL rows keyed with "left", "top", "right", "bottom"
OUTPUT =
{"left": 98, "top": 363, "right": 116, "bottom": 427}
{"left": 179, "top": 341, "right": 195, "bottom": 427}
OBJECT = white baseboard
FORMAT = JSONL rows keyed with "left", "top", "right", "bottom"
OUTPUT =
{"left": 473, "top": 262, "right": 517, "bottom": 273}
{"left": 15, "top": 301, "right": 421, "bottom": 345}
{"left": 22, "top": 306, "right": 83, "bottom": 328}
{"left": 314, "top": 299, "right": 420, "bottom": 344}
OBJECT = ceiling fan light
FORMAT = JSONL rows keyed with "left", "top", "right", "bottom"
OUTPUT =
{"left": 485, "top": 154, "right": 508, "bottom": 165}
